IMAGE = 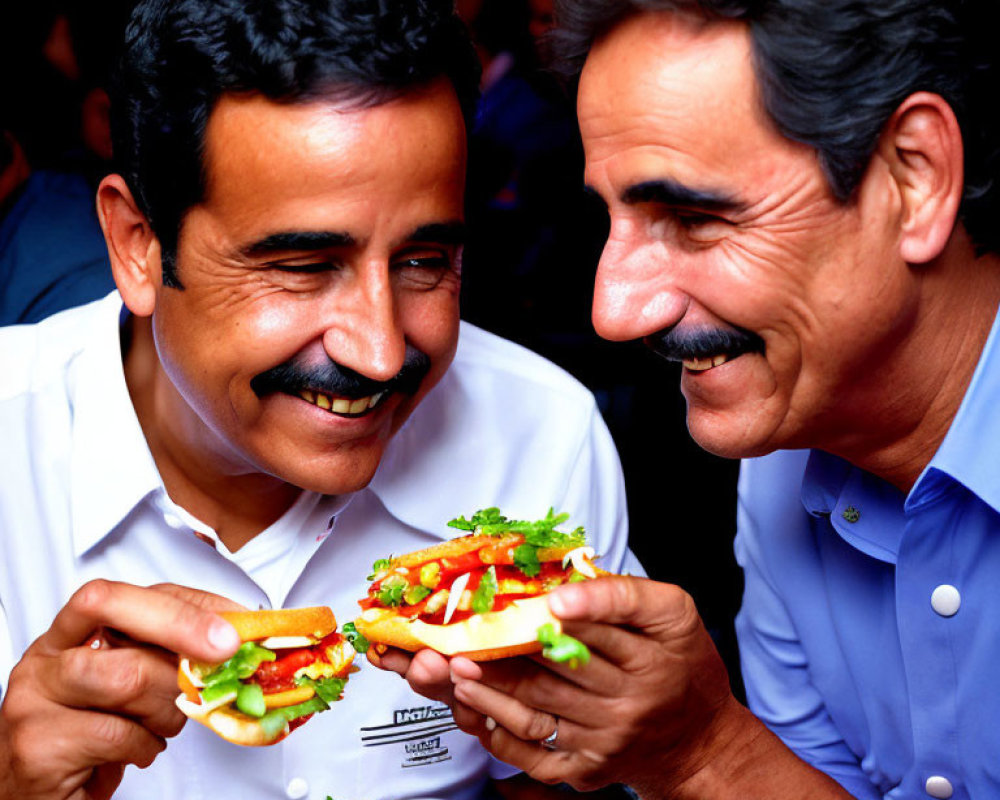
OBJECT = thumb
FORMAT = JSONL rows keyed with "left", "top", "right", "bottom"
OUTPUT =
{"left": 548, "top": 576, "right": 701, "bottom": 638}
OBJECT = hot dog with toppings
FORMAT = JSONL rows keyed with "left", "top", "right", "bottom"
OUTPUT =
{"left": 354, "top": 509, "right": 597, "bottom": 664}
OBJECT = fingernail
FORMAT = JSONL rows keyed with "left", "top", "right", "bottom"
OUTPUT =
{"left": 208, "top": 619, "right": 239, "bottom": 652}
{"left": 485, "top": 716, "right": 497, "bottom": 731}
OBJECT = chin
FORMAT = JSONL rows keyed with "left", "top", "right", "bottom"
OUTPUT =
{"left": 265, "top": 447, "right": 386, "bottom": 496}
{"left": 686, "top": 411, "right": 781, "bottom": 461}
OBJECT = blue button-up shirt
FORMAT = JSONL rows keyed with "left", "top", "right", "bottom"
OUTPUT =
{"left": 735, "top": 310, "right": 1000, "bottom": 799}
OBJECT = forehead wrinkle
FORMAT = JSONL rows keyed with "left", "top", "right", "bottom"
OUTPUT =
{"left": 580, "top": 13, "right": 788, "bottom": 203}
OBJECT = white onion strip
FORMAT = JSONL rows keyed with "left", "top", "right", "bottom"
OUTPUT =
{"left": 563, "top": 546, "right": 597, "bottom": 578}
{"left": 442, "top": 572, "right": 471, "bottom": 625}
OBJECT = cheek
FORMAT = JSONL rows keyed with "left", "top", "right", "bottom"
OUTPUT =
{"left": 706, "top": 234, "right": 827, "bottom": 328}
{"left": 401, "top": 291, "right": 461, "bottom": 364}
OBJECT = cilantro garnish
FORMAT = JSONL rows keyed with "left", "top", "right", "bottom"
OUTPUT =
{"left": 448, "top": 507, "right": 507, "bottom": 531}
{"left": 449, "top": 508, "right": 587, "bottom": 579}
{"left": 537, "top": 623, "right": 590, "bottom": 669}
{"left": 472, "top": 565, "right": 498, "bottom": 614}
{"left": 448, "top": 507, "right": 585, "bottom": 549}
{"left": 513, "top": 544, "right": 541, "bottom": 577}
{"left": 342, "top": 622, "right": 369, "bottom": 654}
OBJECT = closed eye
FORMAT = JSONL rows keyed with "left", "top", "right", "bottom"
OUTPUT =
{"left": 393, "top": 249, "right": 459, "bottom": 288}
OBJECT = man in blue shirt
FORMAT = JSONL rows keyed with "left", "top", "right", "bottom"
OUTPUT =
{"left": 390, "top": 1, "right": 1000, "bottom": 797}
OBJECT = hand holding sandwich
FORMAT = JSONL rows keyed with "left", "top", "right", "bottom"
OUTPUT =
{"left": 396, "top": 577, "right": 854, "bottom": 799}
{"left": 0, "top": 580, "right": 243, "bottom": 800}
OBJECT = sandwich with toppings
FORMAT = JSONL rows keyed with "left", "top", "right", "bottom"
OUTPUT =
{"left": 354, "top": 508, "right": 598, "bottom": 663}
{"left": 176, "top": 606, "right": 356, "bottom": 746}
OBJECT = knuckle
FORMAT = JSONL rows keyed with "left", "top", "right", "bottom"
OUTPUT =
{"left": 625, "top": 642, "right": 662, "bottom": 677}
{"left": 91, "top": 712, "right": 133, "bottom": 752}
{"left": 134, "top": 736, "right": 167, "bottom": 769}
{"left": 612, "top": 574, "right": 641, "bottom": 608}
{"left": 59, "top": 645, "right": 93, "bottom": 686}
{"left": 157, "top": 707, "right": 187, "bottom": 739}
{"left": 531, "top": 752, "right": 573, "bottom": 785}
{"left": 523, "top": 708, "right": 556, "bottom": 741}
{"left": 1, "top": 676, "right": 34, "bottom": 723}
{"left": 451, "top": 703, "right": 482, "bottom": 734}
{"left": 70, "top": 579, "right": 116, "bottom": 616}
{"left": 107, "top": 655, "right": 150, "bottom": 702}
{"left": 572, "top": 750, "right": 612, "bottom": 792}
{"left": 672, "top": 588, "right": 702, "bottom": 631}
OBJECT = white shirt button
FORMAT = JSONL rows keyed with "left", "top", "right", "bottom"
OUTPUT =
{"left": 930, "top": 585, "right": 961, "bottom": 617}
{"left": 285, "top": 777, "right": 309, "bottom": 799}
{"left": 925, "top": 775, "right": 954, "bottom": 798}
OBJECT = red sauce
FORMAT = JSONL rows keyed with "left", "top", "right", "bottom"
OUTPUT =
{"left": 249, "top": 632, "right": 344, "bottom": 692}
{"left": 362, "top": 545, "right": 582, "bottom": 625}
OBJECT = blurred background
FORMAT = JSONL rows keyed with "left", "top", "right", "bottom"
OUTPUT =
{"left": 0, "top": 0, "right": 743, "bottom": 694}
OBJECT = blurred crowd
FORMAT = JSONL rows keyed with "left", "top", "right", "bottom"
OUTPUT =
{"left": 0, "top": 0, "right": 742, "bottom": 686}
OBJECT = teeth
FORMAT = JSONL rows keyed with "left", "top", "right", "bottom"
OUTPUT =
{"left": 683, "top": 354, "right": 731, "bottom": 372}
{"left": 683, "top": 357, "right": 712, "bottom": 371}
{"left": 299, "top": 389, "right": 389, "bottom": 415}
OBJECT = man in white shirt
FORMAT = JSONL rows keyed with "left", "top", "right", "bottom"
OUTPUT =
{"left": 0, "top": 1, "right": 640, "bottom": 798}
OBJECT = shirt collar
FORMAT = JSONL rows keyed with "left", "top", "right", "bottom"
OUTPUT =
{"left": 70, "top": 293, "right": 164, "bottom": 557}
{"left": 67, "top": 294, "right": 361, "bottom": 559}
{"left": 911, "top": 303, "right": 1000, "bottom": 515}
{"left": 801, "top": 450, "right": 907, "bottom": 564}
{"left": 799, "top": 304, "right": 1000, "bottom": 560}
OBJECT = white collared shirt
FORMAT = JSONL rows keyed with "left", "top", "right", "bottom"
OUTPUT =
{"left": 0, "top": 293, "right": 642, "bottom": 800}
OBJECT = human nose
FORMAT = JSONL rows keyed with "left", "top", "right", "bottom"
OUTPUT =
{"left": 591, "top": 222, "right": 688, "bottom": 342}
{"left": 321, "top": 265, "right": 406, "bottom": 382}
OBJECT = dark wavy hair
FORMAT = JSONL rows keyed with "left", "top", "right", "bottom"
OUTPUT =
{"left": 111, "top": 0, "right": 480, "bottom": 287}
{"left": 553, "top": 0, "right": 1000, "bottom": 256}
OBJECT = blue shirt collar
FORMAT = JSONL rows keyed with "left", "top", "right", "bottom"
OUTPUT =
{"left": 910, "top": 302, "right": 1000, "bottom": 515}
{"left": 801, "top": 450, "right": 906, "bottom": 564}
{"left": 799, "top": 303, "right": 1000, "bottom": 561}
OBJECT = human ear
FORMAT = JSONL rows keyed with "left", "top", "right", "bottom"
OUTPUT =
{"left": 879, "top": 92, "right": 963, "bottom": 264}
{"left": 96, "top": 174, "right": 162, "bottom": 317}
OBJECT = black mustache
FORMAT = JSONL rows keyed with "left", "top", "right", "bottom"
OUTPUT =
{"left": 645, "top": 326, "right": 765, "bottom": 362}
{"left": 250, "top": 345, "right": 431, "bottom": 399}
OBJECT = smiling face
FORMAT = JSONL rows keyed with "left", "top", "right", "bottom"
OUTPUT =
{"left": 140, "top": 80, "right": 467, "bottom": 496}
{"left": 579, "top": 12, "right": 920, "bottom": 458}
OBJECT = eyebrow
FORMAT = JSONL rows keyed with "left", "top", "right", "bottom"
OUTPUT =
{"left": 240, "top": 221, "right": 467, "bottom": 259}
{"left": 621, "top": 179, "right": 745, "bottom": 213}
{"left": 407, "top": 221, "right": 467, "bottom": 247}
{"left": 241, "top": 231, "right": 355, "bottom": 258}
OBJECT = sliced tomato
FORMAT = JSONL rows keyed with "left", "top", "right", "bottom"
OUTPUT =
{"left": 438, "top": 551, "right": 488, "bottom": 576}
